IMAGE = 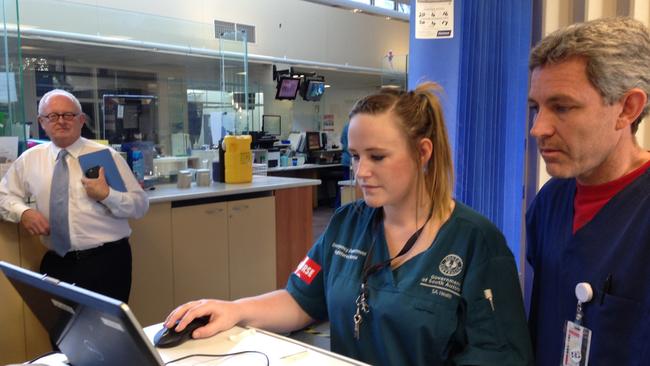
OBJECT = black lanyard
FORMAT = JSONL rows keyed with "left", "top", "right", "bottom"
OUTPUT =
{"left": 360, "top": 209, "right": 431, "bottom": 284}
{"left": 353, "top": 207, "right": 433, "bottom": 340}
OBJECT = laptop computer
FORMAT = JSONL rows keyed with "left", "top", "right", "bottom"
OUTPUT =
{"left": 0, "top": 261, "right": 164, "bottom": 365}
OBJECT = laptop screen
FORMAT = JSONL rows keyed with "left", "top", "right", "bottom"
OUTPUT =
{"left": 0, "top": 261, "right": 163, "bottom": 366}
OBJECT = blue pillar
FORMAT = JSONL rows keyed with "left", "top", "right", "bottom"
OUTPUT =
{"left": 409, "top": 0, "right": 533, "bottom": 267}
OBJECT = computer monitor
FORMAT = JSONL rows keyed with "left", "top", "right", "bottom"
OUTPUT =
{"left": 299, "top": 77, "right": 326, "bottom": 102}
{"left": 305, "top": 80, "right": 325, "bottom": 101}
{"left": 305, "top": 131, "right": 322, "bottom": 151}
{"left": 262, "top": 114, "right": 281, "bottom": 136}
{"left": 0, "top": 261, "right": 164, "bottom": 366}
{"left": 275, "top": 77, "right": 300, "bottom": 100}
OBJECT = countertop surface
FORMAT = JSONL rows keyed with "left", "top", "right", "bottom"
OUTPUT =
{"left": 147, "top": 175, "right": 321, "bottom": 203}
{"left": 267, "top": 163, "right": 342, "bottom": 173}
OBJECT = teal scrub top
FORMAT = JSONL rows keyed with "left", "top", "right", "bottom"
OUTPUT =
{"left": 287, "top": 201, "right": 532, "bottom": 366}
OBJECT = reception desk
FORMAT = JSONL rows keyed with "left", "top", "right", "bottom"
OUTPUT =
{"left": 0, "top": 176, "right": 320, "bottom": 365}
{"left": 26, "top": 325, "right": 369, "bottom": 366}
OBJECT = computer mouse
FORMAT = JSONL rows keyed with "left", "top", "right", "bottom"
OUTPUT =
{"left": 153, "top": 315, "right": 211, "bottom": 348}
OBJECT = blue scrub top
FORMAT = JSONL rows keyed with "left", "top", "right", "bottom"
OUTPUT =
{"left": 527, "top": 168, "right": 650, "bottom": 366}
{"left": 287, "top": 201, "right": 532, "bottom": 365}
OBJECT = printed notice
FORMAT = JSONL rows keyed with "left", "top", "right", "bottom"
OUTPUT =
{"left": 415, "top": 0, "right": 454, "bottom": 39}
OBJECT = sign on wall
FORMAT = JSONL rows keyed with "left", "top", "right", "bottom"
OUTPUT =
{"left": 415, "top": 0, "right": 454, "bottom": 39}
{"left": 322, "top": 114, "right": 335, "bottom": 132}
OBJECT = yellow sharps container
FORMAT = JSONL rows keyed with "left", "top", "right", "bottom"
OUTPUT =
{"left": 223, "top": 135, "right": 253, "bottom": 183}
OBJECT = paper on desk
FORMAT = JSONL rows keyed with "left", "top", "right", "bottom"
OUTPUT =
{"left": 154, "top": 328, "right": 306, "bottom": 366}
{"left": 226, "top": 330, "right": 307, "bottom": 365}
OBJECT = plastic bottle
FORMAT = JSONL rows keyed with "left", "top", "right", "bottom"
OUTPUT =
{"left": 224, "top": 135, "right": 252, "bottom": 183}
{"left": 132, "top": 150, "right": 145, "bottom": 187}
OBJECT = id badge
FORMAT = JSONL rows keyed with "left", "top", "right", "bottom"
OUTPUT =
{"left": 562, "top": 320, "right": 592, "bottom": 366}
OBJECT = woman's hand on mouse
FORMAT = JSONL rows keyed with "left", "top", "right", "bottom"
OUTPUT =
{"left": 164, "top": 299, "right": 241, "bottom": 339}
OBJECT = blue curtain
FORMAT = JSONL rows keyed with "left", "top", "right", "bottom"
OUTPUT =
{"left": 409, "top": 0, "right": 532, "bottom": 267}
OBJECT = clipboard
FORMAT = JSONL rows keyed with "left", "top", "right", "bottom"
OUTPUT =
{"left": 78, "top": 149, "right": 127, "bottom": 192}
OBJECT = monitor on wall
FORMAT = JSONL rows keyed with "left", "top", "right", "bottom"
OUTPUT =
{"left": 275, "top": 77, "right": 300, "bottom": 100}
{"left": 305, "top": 80, "right": 325, "bottom": 101}
{"left": 299, "top": 76, "right": 326, "bottom": 102}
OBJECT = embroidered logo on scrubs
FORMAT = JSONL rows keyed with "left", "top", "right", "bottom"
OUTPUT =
{"left": 420, "top": 274, "right": 462, "bottom": 299}
{"left": 294, "top": 256, "right": 321, "bottom": 285}
{"left": 331, "top": 243, "right": 366, "bottom": 261}
{"left": 439, "top": 254, "right": 463, "bottom": 277}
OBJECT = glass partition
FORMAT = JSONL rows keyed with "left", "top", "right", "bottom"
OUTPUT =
{"left": 5, "top": 0, "right": 381, "bottom": 164}
{"left": 219, "top": 30, "right": 251, "bottom": 135}
{"left": 0, "top": 0, "right": 26, "bottom": 151}
{"left": 12, "top": 0, "right": 254, "bottom": 159}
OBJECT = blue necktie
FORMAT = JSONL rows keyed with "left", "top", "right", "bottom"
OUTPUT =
{"left": 50, "top": 149, "right": 71, "bottom": 256}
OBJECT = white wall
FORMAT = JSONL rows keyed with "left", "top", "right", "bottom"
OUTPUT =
{"left": 19, "top": 0, "right": 409, "bottom": 70}
{"left": 15, "top": 0, "right": 406, "bottom": 143}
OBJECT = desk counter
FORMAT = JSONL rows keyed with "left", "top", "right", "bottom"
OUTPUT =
{"left": 26, "top": 325, "right": 368, "bottom": 366}
{"left": 0, "top": 176, "right": 319, "bottom": 365}
{"left": 147, "top": 175, "right": 320, "bottom": 203}
{"left": 267, "top": 163, "right": 342, "bottom": 173}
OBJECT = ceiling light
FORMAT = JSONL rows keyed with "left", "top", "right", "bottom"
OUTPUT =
{"left": 17, "top": 24, "right": 39, "bottom": 31}
{"left": 324, "top": 84, "right": 331, "bottom": 88}
{"left": 103, "top": 35, "right": 132, "bottom": 41}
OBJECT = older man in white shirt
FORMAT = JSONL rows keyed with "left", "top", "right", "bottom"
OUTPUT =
{"left": 0, "top": 89, "right": 148, "bottom": 303}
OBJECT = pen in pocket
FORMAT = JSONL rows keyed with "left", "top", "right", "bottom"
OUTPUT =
{"left": 484, "top": 289, "right": 495, "bottom": 311}
{"left": 599, "top": 273, "right": 612, "bottom": 305}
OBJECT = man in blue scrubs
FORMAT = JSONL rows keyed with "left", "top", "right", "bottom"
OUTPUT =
{"left": 526, "top": 17, "right": 650, "bottom": 365}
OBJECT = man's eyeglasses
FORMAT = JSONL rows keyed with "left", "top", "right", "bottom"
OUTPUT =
{"left": 40, "top": 112, "right": 79, "bottom": 122}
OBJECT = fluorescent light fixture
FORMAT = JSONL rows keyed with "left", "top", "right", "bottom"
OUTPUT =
{"left": 17, "top": 24, "right": 39, "bottom": 30}
{"left": 324, "top": 84, "right": 331, "bottom": 88}
{"left": 102, "top": 35, "right": 132, "bottom": 41}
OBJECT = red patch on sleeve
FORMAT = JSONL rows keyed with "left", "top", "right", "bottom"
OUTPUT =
{"left": 293, "top": 256, "right": 322, "bottom": 285}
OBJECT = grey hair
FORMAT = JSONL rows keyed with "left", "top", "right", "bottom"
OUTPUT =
{"left": 38, "top": 89, "right": 82, "bottom": 116}
{"left": 530, "top": 17, "right": 650, "bottom": 134}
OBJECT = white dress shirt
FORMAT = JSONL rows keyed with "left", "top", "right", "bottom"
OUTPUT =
{"left": 0, "top": 138, "right": 149, "bottom": 251}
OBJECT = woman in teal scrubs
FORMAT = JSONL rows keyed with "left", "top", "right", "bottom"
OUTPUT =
{"left": 164, "top": 83, "right": 533, "bottom": 365}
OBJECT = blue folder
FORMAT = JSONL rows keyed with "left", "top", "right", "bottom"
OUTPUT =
{"left": 78, "top": 149, "right": 127, "bottom": 192}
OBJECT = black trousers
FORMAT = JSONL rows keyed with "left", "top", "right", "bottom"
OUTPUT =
{"left": 39, "top": 237, "right": 132, "bottom": 303}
